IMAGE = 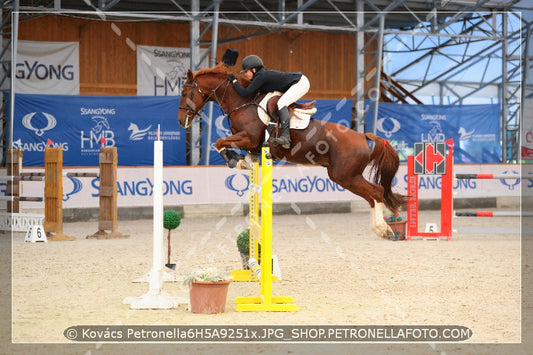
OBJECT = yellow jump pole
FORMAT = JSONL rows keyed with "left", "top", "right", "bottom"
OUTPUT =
{"left": 235, "top": 146, "right": 297, "bottom": 312}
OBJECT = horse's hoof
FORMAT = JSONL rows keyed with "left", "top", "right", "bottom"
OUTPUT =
{"left": 373, "top": 225, "right": 394, "bottom": 240}
{"left": 385, "top": 230, "right": 395, "bottom": 240}
{"left": 227, "top": 159, "right": 238, "bottom": 169}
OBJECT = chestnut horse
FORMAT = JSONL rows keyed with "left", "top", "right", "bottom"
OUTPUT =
{"left": 178, "top": 64, "right": 407, "bottom": 239}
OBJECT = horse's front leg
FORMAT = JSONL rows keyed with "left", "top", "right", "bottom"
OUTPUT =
{"left": 215, "top": 133, "right": 256, "bottom": 169}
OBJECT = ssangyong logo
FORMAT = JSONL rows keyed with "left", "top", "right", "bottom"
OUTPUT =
{"left": 215, "top": 115, "right": 232, "bottom": 137}
{"left": 63, "top": 177, "right": 84, "bottom": 201}
{"left": 22, "top": 112, "right": 57, "bottom": 136}
{"left": 225, "top": 174, "right": 249, "bottom": 197}
{"left": 499, "top": 170, "right": 520, "bottom": 190}
{"left": 376, "top": 117, "right": 401, "bottom": 138}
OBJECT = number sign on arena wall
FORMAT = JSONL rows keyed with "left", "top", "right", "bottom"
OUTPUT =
{"left": 12, "top": 94, "right": 186, "bottom": 166}
{"left": 365, "top": 101, "right": 501, "bottom": 163}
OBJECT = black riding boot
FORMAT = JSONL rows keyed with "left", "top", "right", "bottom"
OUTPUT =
{"left": 274, "top": 106, "right": 291, "bottom": 149}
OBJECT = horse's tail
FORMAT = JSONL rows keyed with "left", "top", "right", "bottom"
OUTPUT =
{"left": 365, "top": 132, "right": 409, "bottom": 214}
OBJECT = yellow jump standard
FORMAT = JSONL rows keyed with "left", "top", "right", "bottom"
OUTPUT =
{"left": 235, "top": 146, "right": 297, "bottom": 312}
{"left": 231, "top": 146, "right": 278, "bottom": 283}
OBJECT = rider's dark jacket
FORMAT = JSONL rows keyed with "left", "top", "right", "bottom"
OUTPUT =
{"left": 233, "top": 67, "right": 302, "bottom": 96}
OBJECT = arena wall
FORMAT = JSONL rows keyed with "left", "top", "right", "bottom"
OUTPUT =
{"left": 18, "top": 15, "right": 375, "bottom": 99}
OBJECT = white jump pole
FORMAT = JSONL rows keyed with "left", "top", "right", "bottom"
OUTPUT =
{"left": 150, "top": 137, "right": 165, "bottom": 294}
{"left": 124, "top": 126, "right": 183, "bottom": 309}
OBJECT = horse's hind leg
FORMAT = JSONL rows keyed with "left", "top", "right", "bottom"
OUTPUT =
{"left": 329, "top": 172, "right": 394, "bottom": 239}
{"left": 368, "top": 197, "right": 395, "bottom": 240}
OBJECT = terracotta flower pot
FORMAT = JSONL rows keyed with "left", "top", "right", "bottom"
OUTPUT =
{"left": 188, "top": 280, "right": 232, "bottom": 314}
{"left": 387, "top": 220, "right": 407, "bottom": 241}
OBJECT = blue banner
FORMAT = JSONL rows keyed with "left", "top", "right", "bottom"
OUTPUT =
{"left": 365, "top": 101, "right": 501, "bottom": 163}
{"left": 13, "top": 94, "right": 187, "bottom": 166}
{"left": 204, "top": 98, "right": 353, "bottom": 165}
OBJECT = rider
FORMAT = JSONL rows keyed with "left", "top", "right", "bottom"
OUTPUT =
{"left": 228, "top": 55, "right": 310, "bottom": 149}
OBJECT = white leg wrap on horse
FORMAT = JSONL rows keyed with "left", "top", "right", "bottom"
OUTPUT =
{"left": 370, "top": 201, "right": 393, "bottom": 239}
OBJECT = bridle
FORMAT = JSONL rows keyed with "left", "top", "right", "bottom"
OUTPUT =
{"left": 178, "top": 76, "right": 231, "bottom": 128}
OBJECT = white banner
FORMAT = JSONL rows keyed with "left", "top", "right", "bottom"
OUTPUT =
{"left": 136, "top": 45, "right": 207, "bottom": 96}
{"left": 3, "top": 40, "right": 79, "bottom": 95}
{"left": 0, "top": 164, "right": 528, "bottom": 210}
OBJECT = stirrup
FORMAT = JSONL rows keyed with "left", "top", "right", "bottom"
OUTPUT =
{"left": 273, "top": 136, "right": 290, "bottom": 149}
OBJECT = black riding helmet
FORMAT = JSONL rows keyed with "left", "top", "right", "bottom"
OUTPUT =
{"left": 241, "top": 55, "right": 264, "bottom": 72}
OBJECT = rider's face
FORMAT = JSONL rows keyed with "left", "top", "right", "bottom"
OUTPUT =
{"left": 244, "top": 69, "right": 254, "bottom": 80}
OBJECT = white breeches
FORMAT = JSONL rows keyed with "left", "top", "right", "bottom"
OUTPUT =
{"left": 277, "top": 75, "right": 310, "bottom": 109}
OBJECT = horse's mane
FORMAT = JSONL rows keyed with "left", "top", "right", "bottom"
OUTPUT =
{"left": 194, "top": 63, "right": 229, "bottom": 78}
{"left": 193, "top": 63, "right": 251, "bottom": 86}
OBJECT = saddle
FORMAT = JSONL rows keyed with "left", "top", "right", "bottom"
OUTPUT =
{"left": 257, "top": 92, "right": 317, "bottom": 130}
{"left": 266, "top": 95, "right": 317, "bottom": 117}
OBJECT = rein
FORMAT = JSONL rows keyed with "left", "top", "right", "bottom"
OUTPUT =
{"left": 178, "top": 77, "right": 231, "bottom": 127}
{"left": 225, "top": 92, "right": 262, "bottom": 117}
{"left": 179, "top": 74, "right": 264, "bottom": 127}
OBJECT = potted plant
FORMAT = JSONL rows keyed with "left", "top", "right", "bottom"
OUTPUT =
{"left": 163, "top": 210, "right": 181, "bottom": 270}
{"left": 384, "top": 209, "right": 407, "bottom": 241}
{"left": 183, "top": 267, "right": 232, "bottom": 314}
{"left": 236, "top": 228, "right": 261, "bottom": 269}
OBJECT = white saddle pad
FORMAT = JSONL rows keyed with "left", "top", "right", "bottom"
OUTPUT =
{"left": 257, "top": 92, "right": 316, "bottom": 130}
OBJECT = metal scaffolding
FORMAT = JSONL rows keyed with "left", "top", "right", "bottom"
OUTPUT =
{"left": 1, "top": 0, "right": 531, "bottom": 164}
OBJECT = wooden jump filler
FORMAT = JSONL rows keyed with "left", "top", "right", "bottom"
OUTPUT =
{"left": 2, "top": 147, "right": 127, "bottom": 240}
{"left": 44, "top": 147, "right": 75, "bottom": 241}
{"left": 87, "top": 147, "right": 129, "bottom": 239}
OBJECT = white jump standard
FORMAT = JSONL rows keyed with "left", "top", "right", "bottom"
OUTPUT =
{"left": 124, "top": 129, "right": 186, "bottom": 309}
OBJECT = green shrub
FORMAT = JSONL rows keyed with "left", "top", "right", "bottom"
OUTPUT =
{"left": 163, "top": 210, "right": 181, "bottom": 230}
{"left": 236, "top": 228, "right": 261, "bottom": 257}
{"left": 236, "top": 228, "right": 250, "bottom": 252}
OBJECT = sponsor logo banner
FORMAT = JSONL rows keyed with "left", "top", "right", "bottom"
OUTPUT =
{"left": 1, "top": 164, "right": 526, "bottom": 210}
{"left": 13, "top": 94, "right": 186, "bottom": 166}
{"left": 366, "top": 101, "right": 501, "bottom": 163}
{"left": 3, "top": 40, "right": 79, "bottom": 95}
{"left": 136, "top": 45, "right": 207, "bottom": 96}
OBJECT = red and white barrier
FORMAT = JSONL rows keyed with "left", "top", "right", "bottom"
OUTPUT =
{"left": 455, "top": 211, "right": 529, "bottom": 217}
{"left": 455, "top": 173, "right": 529, "bottom": 180}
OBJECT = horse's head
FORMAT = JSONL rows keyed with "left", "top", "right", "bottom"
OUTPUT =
{"left": 178, "top": 70, "right": 202, "bottom": 128}
{"left": 178, "top": 65, "right": 231, "bottom": 128}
